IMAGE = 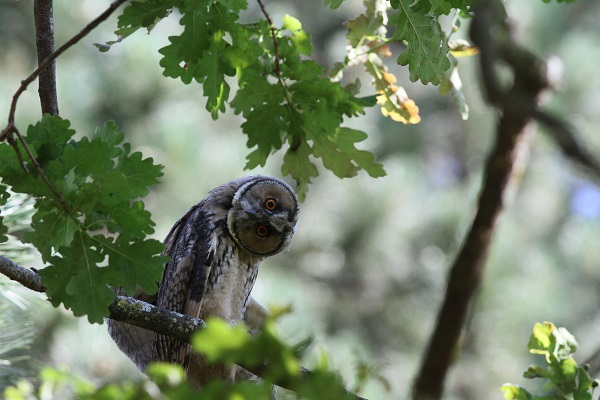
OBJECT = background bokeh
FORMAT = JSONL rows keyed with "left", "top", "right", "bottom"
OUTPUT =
{"left": 1, "top": 0, "right": 600, "bottom": 398}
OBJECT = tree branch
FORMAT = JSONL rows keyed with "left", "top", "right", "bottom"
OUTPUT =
{"left": 1, "top": 0, "right": 128, "bottom": 142}
{"left": 0, "top": 255, "right": 46, "bottom": 293}
{"left": 34, "top": 0, "right": 59, "bottom": 116}
{"left": 0, "top": 255, "right": 366, "bottom": 400}
{"left": 412, "top": 1, "right": 552, "bottom": 398}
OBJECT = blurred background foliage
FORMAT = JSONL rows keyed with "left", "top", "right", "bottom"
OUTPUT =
{"left": 1, "top": 0, "right": 600, "bottom": 399}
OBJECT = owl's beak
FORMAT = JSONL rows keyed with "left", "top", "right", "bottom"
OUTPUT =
{"left": 244, "top": 209, "right": 262, "bottom": 218}
{"left": 244, "top": 209, "right": 289, "bottom": 234}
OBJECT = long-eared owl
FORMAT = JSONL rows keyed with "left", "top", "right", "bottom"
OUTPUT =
{"left": 107, "top": 176, "right": 299, "bottom": 388}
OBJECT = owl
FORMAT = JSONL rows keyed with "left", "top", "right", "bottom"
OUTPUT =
{"left": 107, "top": 176, "right": 299, "bottom": 388}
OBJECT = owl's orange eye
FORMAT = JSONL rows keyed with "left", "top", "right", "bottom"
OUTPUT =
{"left": 256, "top": 225, "right": 269, "bottom": 237}
{"left": 265, "top": 198, "right": 277, "bottom": 210}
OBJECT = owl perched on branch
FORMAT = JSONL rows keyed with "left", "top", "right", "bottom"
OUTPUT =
{"left": 108, "top": 176, "right": 299, "bottom": 388}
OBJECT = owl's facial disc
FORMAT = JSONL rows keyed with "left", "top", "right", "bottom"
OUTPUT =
{"left": 227, "top": 178, "right": 299, "bottom": 257}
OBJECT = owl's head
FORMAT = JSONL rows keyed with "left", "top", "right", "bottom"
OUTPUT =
{"left": 227, "top": 176, "right": 299, "bottom": 257}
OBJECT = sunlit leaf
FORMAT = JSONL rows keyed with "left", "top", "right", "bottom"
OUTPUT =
{"left": 500, "top": 385, "right": 534, "bottom": 400}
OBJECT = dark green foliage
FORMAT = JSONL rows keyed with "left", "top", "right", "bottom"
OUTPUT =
{"left": 114, "top": 1, "right": 387, "bottom": 200}
{"left": 0, "top": 116, "right": 166, "bottom": 323}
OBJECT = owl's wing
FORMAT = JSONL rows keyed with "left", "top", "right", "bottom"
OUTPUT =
{"left": 152, "top": 203, "right": 216, "bottom": 368}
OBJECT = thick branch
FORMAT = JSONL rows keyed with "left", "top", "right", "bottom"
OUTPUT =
{"left": 0, "top": 255, "right": 46, "bottom": 292}
{"left": 0, "top": 254, "right": 206, "bottom": 352}
{"left": 412, "top": 1, "right": 551, "bottom": 399}
{"left": 34, "top": 0, "right": 59, "bottom": 116}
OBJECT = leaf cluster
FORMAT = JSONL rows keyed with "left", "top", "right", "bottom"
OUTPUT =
{"left": 330, "top": 0, "right": 422, "bottom": 124}
{"left": 501, "top": 322, "right": 599, "bottom": 400}
{"left": 192, "top": 317, "right": 361, "bottom": 399}
{"left": 0, "top": 115, "right": 166, "bottom": 323}
{"left": 101, "top": 0, "right": 503, "bottom": 198}
{"left": 4, "top": 316, "right": 371, "bottom": 399}
{"left": 108, "top": 0, "right": 388, "bottom": 200}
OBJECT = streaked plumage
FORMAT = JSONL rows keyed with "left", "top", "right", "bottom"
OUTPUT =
{"left": 108, "top": 176, "right": 299, "bottom": 388}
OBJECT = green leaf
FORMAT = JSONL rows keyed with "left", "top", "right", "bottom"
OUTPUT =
{"left": 528, "top": 321, "right": 555, "bottom": 361}
{"left": 192, "top": 317, "right": 250, "bottom": 363}
{"left": 430, "top": 0, "right": 453, "bottom": 15}
{"left": 117, "top": 0, "right": 173, "bottom": 29}
{"left": 500, "top": 385, "right": 534, "bottom": 400}
{"left": 158, "top": 2, "right": 239, "bottom": 118}
{"left": 158, "top": 38, "right": 196, "bottom": 84}
{"left": 195, "top": 31, "right": 231, "bottom": 119}
{"left": 282, "top": 15, "right": 313, "bottom": 56}
{"left": 389, "top": 0, "right": 451, "bottom": 85}
{"left": 216, "top": 0, "right": 248, "bottom": 13}
{"left": 324, "top": 0, "right": 345, "bottom": 10}
{"left": 178, "top": 8, "right": 211, "bottom": 64}
{"left": 95, "top": 234, "right": 166, "bottom": 295}
{"left": 40, "top": 233, "right": 116, "bottom": 324}
{"left": 96, "top": 0, "right": 174, "bottom": 51}
{"left": 158, "top": 8, "right": 213, "bottom": 82}
{"left": 523, "top": 364, "right": 548, "bottom": 379}
{"left": 548, "top": 357, "right": 578, "bottom": 384}
{"left": 231, "top": 71, "right": 288, "bottom": 166}
{"left": 574, "top": 366, "right": 595, "bottom": 399}
{"left": 26, "top": 115, "right": 75, "bottom": 167}
{"left": 516, "top": 322, "right": 593, "bottom": 399}
{"left": 313, "top": 128, "right": 386, "bottom": 179}
{"left": 357, "top": 94, "right": 379, "bottom": 107}
{"left": 282, "top": 142, "right": 318, "bottom": 202}
{"left": 345, "top": 0, "right": 388, "bottom": 47}
{"left": 117, "top": 142, "right": 163, "bottom": 199}
{"left": 22, "top": 205, "right": 78, "bottom": 262}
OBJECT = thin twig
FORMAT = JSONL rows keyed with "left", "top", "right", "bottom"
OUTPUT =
{"left": 255, "top": 0, "right": 297, "bottom": 125}
{"left": 5, "top": 128, "right": 29, "bottom": 173}
{"left": 14, "top": 129, "right": 78, "bottom": 222}
{"left": 256, "top": 0, "right": 282, "bottom": 77}
{"left": 1, "top": 0, "right": 128, "bottom": 141}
